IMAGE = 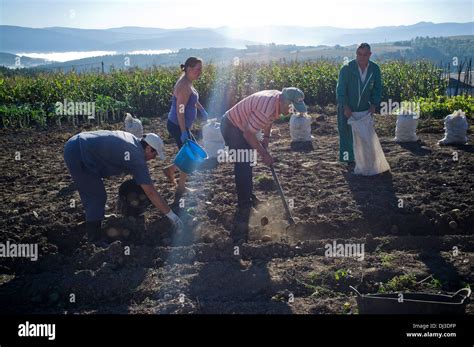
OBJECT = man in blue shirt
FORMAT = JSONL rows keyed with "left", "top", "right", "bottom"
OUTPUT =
{"left": 64, "top": 130, "right": 183, "bottom": 240}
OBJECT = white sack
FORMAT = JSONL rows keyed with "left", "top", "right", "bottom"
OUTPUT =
{"left": 438, "top": 110, "right": 469, "bottom": 145}
{"left": 290, "top": 113, "right": 312, "bottom": 142}
{"left": 348, "top": 111, "right": 391, "bottom": 176}
{"left": 124, "top": 113, "right": 143, "bottom": 138}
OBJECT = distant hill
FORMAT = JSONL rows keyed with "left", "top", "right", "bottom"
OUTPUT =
{"left": 20, "top": 48, "right": 243, "bottom": 72}
{"left": 0, "top": 22, "right": 472, "bottom": 53}
{"left": 323, "top": 21, "right": 473, "bottom": 45}
{"left": 217, "top": 22, "right": 474, "bottom": 45}
{"left": 0, "top": 26, "right": 105, "bottom": 52}
{"left": 379, "top": 36, "right": 474, "bottom": 64}
{"left": 0, "top": 52, "right": 50, "bottom": 68}
{"left": 0, "top": 26, "right": 255, "bottom": 53}
{"left": 5, "top": 35, "right": 469, "bottom": 73}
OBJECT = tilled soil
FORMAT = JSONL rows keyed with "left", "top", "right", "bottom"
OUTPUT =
{"left": 0, "top": 112, "right": 472, "bottom": 314}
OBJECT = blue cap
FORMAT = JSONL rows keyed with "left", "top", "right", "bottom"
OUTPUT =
{"left": 282, "top": 87, "right": 307, "bottom": 113}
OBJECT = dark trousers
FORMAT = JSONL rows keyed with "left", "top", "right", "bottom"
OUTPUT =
{"left": 220, "top": 115, "right": 254, "bottom": 208}
{"left": 167, "top": 119, "right": 192, "bottom": 149}
{"left": 63, "top": 136, "right": 107, "bottom": 222}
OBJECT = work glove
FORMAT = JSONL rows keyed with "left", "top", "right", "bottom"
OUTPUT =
{"left": 166, "top": 210, "right": 184, "bottom": 233}
{"left": 180, "top": 131, "right": 189, "bottom": 144}
{"left": 200, "top": 108, "right": 209, "bottom": 121}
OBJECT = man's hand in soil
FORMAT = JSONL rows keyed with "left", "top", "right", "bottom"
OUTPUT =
{"left": 166, "top": 210, "right": 184, "bottom": 233}
{"left": 344, "top": 105, "right": 352, "bottom": 119}
{"left": 140, "top": 184, "right": 181, "bottom": 228}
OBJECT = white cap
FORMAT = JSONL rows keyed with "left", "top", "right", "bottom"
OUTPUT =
{"left": 143, "top": 133, "right": 165, "bottom": 160}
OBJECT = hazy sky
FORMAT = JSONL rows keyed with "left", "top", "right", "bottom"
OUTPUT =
{"left": 1, "top": 0, "right": 473, "bottom": 29}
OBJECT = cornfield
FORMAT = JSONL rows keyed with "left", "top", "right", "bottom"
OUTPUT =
{"left": 0, "top": 60, "right": 450, "bottom": 128}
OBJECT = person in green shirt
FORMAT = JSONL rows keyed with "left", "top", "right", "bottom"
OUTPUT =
{"left": 336, "top": 43, "right": 382, "bottom": 164}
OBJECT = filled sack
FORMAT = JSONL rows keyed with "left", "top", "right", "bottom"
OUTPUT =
{"left": 124, "top": 113, "right": 143, "bottom": 138}
{"left": 348, "top": 111, "right": 391, "bottom": 176}
{"left": 202, "top": 119, "right": 225, "bottom": 158}
{"left": 394, "top": 112, "right": 419, "bottom": 142}
{"left": 290, "top": 113, "right": 312, "bottom": 142}
{"left": 438, "top": 110, "right": 469, "bottom": 145}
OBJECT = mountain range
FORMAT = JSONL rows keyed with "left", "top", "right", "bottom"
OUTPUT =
{"left": 1, "top": 22, "right": 472, "bottom": 54}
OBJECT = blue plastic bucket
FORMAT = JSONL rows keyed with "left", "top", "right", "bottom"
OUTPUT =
{"left": 174, "top": 140, "right": 208, "bottom": 174}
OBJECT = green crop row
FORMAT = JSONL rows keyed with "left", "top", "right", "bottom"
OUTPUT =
{"left": 0, "top": 60, "right": 453, "bottom": 128}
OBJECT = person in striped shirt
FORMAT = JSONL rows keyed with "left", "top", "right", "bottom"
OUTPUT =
{"left": 220, "top": 87, "right": 307, "bottom": 212}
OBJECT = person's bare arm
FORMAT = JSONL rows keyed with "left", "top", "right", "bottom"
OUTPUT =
{"left": 175, "top": 84, "right": 192, "bottom": 133}
{"left": 140, "top": 184, "right": 171, "bottom": 215}
{"left": 140, "top": 183, "right": 183, "bottom": 231}
{"left": 262, "top": 124, "right": 272, "bottom": 149}
{"left": 242, "top": 123, "right": 273, "bottom": 167}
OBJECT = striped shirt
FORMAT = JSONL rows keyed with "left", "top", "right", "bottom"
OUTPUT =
{"left": 227, "top": 90, "right": 281, "bottom": 133}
